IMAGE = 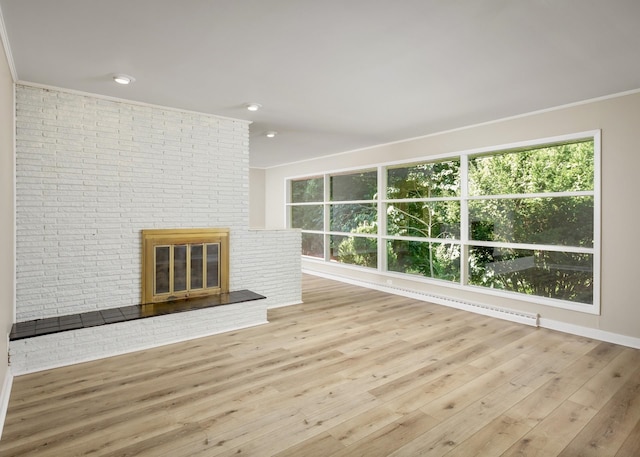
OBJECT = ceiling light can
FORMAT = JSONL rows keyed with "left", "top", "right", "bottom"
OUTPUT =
{"left": 265, "top": 131, "right": 277, "bottom": 138}
{"left": 246, "top": 103, "right": 262, "bottom": 112}
{"left": 113, "top": 74, "right": 135, "bottom": 85}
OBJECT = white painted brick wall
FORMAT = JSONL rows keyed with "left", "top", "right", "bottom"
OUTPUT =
{"left": 11, "top": 85, "right": 301, "bottom": 372}
{"left": 9, "top": 298, "right": 268, "bottom": 375}
{"left": 234, "top": 229, "right": 302, "bottom": 308}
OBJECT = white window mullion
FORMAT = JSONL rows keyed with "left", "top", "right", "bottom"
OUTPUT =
{"left": 592, "top": 129, "right": 602, "bottom": 314}
{"left": 460, "top": 154, "right": 469, "bottom": 286}
{"left": 285, "top": 179, "right": 292, "bottom": 228}
{"left": 324, "top": 174, "right": 330, "bottom": 261}
{"left": 378, "top": 165, "right": 386, "bottom": 273}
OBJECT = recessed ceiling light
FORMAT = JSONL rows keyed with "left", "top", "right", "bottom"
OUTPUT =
{"left": 113, "top": 74, "right": 135, "bottom": 85}
{"left": 246, "top": 103, "right": 262, "bottom": 112}
{"left": 265, "top": 131, "right": 277, "bottom": 138}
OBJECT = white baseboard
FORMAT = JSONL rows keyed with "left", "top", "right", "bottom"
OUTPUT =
{"left": 539, "top": 318, "right": 640, "bottom": 349}
{"left": 267, "top": 300, "right": 303, "bottom": 309}
{"left": 0, "top": 367, "right": 13, "bottom": 440}
{"left": 304, "top": 269, "right": 539, "bottom": 327}
{"left": 305, "top": 269, "right": 640, "bottom": 349}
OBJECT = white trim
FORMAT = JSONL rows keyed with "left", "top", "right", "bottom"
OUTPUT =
{"left": 466, "top": 190, "right": 594, "bottom": 200}
{"left": 0, "top": 4, "right": 17, "bottom": 82}
{"left": 377, "top": 165, "right": 387, "bottom": 274}
{"left": 304, "top": 269, "right": 640, "bottom": 350}
{"left": 266, "top": 90, "right": 640, "bottom": 170}
{"left": 291, "top": 131, "right": 600, "bottom": 314}
{"left": 11, "top": 81, "right": 16, "bottom": 330}
{"left": 304, "top": 255, "right": 600, "bottom": 314}
{"left": 463, "top": 283, "right": 599, "bottom": 315}
{"left": 592, "top": 130, "right": 602, "bottom": 315}
{"left": 460, "top": 154, "right": 469, "bottom": 286}
{"left": 538, "top": 318, "right": 640, "bottom": 350}
{"left": 304, "top": 269, "right": 539, "bottom": 327}
{"left": 267, "top": 300, "right": 303, "bottom": 309}
{"left": 0, "top": 366, "right": 12, "bottom": 440}
{"left": 0, "top": 31, "right": 17, "bottom": 441}
{"left": 16, "top": 81, "right": 252, "bottom": 125}
{"left": 465, "top": 240, "right": 593, "bottom": 255}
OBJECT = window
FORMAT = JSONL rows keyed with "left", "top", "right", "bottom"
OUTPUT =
{"left": 385, "top": 159, "right": 461, "bottom": 282}
{"left": 467, "top": 139, "right": 595, "bottom": 305}
{"left": 290, "top": 177, "right": 325, "bottom": 258}
{"left": 287, "top": 132, "right": 599, "bottom": 312}
{"left": 289, "top": 171, "right": 378, "bottom": 266}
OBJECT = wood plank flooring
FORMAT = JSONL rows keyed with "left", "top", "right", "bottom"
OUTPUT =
{"left": 1, "top": 274, "right": 639, "bottom": 456}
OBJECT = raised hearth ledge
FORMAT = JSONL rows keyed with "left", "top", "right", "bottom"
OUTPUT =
{"left": 9, "top": 291, "right": 268, "bottom": 375}
{"left": 10, "top": 290, "right": 265, "bottom": 340}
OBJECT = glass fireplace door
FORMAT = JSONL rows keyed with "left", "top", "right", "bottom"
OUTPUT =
{"left": 143, "top": 229, "right": 229, "bottom": 304}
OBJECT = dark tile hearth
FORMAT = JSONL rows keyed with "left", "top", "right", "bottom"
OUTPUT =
{"left": 10, "top": 290, "right": 266, "bottom": 341}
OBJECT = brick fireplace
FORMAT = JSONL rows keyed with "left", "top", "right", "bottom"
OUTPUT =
{"left": 10, "top": 84, "right": 301, "bottom": 374}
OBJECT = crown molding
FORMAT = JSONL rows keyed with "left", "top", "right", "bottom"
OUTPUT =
{"left": 0, "top": 4, "right": 17, "bottom": 82}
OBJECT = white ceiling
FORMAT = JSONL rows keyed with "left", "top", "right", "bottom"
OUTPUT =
{"left": 1, "top": 0, "right": 640, "bottom": 168}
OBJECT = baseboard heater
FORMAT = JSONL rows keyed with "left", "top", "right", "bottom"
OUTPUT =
{"left": 304, "top": 270, "right": 540, "bottom": 327}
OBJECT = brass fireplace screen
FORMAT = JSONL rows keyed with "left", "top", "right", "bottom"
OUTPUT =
{"left": 141, "top": 228, "right": 229, "bottom": 304}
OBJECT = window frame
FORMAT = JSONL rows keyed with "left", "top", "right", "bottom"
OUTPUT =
{"left": 286, "top": 130, "right": 600, "bottom": 314}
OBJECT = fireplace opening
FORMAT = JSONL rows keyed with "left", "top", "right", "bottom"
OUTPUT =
{"left": 142, "top": 228, "right": 229, "bottom": 304}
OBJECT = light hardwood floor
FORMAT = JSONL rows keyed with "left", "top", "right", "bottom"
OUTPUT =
{"left": 1, "top": 275, "right": 640, "bottom": 456}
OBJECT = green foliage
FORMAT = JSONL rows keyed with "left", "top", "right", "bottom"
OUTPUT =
{"left": 469, "top": 196, "right": 594, "bottom": 247}
{"left": 301, "top": 233, "right": 323, "bottom": 258}
{"left": 291, "top": 138, "right": 595, "bottom": 304}
{"left": 387, "top": 201, "right": 460, "bottom": 239}
{"left": 330, "top": 203, "right": 377, "bottom": 233}
{"left": 388, "top": 239, "right": 460, "bottom": 281}
{"left": 332, "top": 223, "right": 378, "bottom": 268}
{"left": 468, "top": 248, "right": 593, "bottom": 304}
{"left": 291, "top": 177, "right": 323, "bottom": 202}
{"left": 467, "top": 139, "right": 595, "bottom": 303}
{"left": 331, "top": 171, "right": 377, "bottom": 201}
{"left": 291, "top": 205, "right": 323, "bottom": 231}
{"left": 385, "top": 159, "right": 461, "bottom": 280}
{"left": 468, "top": 140, "right": 594, "bottom": 195}
{"left": 387, "top": 159, "right": 460, "bottom": 199}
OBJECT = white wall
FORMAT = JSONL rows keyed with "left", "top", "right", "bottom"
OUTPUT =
{"left": 263, "top": 91, "right": 640, "bottom": 343}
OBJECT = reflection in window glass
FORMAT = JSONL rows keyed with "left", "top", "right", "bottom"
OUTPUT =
{"left": 469, "top": 197, "right": 593, "bottom": 247}
{"left": 302, "top": 233, "right": 324, "bottom": 258}
{"left": 330, "top": 235, "right": 377, "bottom": 268}
{"left": 190, "top": 244, "right": 203, "bottom": 290}
{"left": 291, "top": 177, "right": 323, "bottom": 202}
{"left": 330, "top": 203, "right": 377, "bottom": 233}
{"left": 173, "top": 245, "right": 187, "bottom": 292}
{"left": 387, "top": 159, "right": 460, "bottom": 199}
{"left": 155, "top": 246, "right": 170, "bottom": 294}
{"left": 291, "top": 205, "right": 324, "bottom": 231}
{"left": 468, "top": 246, "right": 593, "bottom": 304}
{"left": 387, "top": 239, "right": 460, "bottom": 282}
{"left": 330, "top": 171, "right": 377, "bottom": 201}
{"left": 386, "top": 201, "right": 460, "bottom": 239}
